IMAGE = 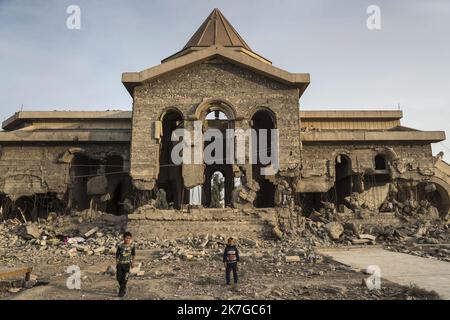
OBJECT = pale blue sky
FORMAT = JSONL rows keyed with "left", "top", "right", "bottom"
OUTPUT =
{"left": 0, "top": 0, "right": 449, "bottom": 160}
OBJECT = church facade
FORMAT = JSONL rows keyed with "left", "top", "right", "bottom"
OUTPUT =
{"left": 0, "top": 9, "right": 449, "bottom": 221}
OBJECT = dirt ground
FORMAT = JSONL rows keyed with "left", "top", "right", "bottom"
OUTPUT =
{"left": 0, "top": 245, "right": 440, "bottom": 300}
{"left": 1, "top": 210, "right": 447, "bottom": 300}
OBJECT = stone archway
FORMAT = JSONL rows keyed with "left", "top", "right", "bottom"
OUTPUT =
{"left": 424, "top": 177, "right": 450, "bottom": 218}
{"left": 195, "top": 99, "right": 237, "bottom": 121}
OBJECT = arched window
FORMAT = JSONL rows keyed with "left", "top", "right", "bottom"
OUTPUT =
{"left": 205, "top": 110, "right": 228, "bottom": 120}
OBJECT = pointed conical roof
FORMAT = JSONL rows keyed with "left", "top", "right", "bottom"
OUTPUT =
{"left": 183, "top": 8, "right": 251, "bottom": 51}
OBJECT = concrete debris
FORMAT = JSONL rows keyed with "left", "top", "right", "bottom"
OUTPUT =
{"left": 232, "top": 180, "right": 260, "bottom": 209}
{"left": 285, "top": 256, "right": 301, "bottom": 263}
{"left": 324, "top": 222, "right": 344, "bottom": 240}
{"left": 359, "top": 234, "right": 377, "bottom": 241}
{"left": 238, "top": 237, "right": 258, "bottom": 247}
{"left": 67, "top": 237, "right": 85, "bottom": 244}
{"left": 83, "top": 227, "right": 99, "bottom": 238}
{"left": 23, "top": 224, "right": 41, "bottom": 240}
{"left": 93, "top": 246, "right": 105, "bottom": 254}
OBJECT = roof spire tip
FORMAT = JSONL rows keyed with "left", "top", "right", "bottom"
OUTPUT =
{"left": 182, "top": 8, "right": 251, "bottom": 51}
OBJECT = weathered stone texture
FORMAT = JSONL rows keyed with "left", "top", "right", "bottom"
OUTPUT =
{"left": 130, "top": 59, "right": 301, "bottom": 189}
{"left": 300, "top": 142, "right": 434, "bottom": 192}
{"left": 0, "top": 144, "right": 130, "bottom": 200}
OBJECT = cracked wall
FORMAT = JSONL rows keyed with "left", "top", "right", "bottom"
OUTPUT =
{"left": 0, "top": 144, "right": 131, "bottom": 220}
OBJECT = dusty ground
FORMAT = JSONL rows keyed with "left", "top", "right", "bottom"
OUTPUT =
{"left": 0, "top": 245, "right": 441, "bottom": 300}
{"left": 1, "top": 210, "right": 447, "bottom": 300}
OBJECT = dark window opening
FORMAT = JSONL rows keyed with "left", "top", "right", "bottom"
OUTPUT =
{"left": 251, "top": 110, "right": 276, "bottom": 208}
{"left": 375, "top": 154, "right": 388, "bottom": 170}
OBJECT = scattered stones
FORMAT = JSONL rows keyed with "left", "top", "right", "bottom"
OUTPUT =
{"left": 72, "top": 244, "right": 90, "bottom": 253}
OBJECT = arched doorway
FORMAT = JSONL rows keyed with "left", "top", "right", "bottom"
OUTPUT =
{"left": 334, "top": 154, "right": 353, "bottom": 206}
{"left": 157, "top": 109, "right": 184, "bottom": 209}
{"left": 417, "top": 180, "right": 450, "bottom": 218}
{"left": 198, "top": 102, "right": 235, "bottom": 207}
{"left": 251, "top": 109, "right": 276, "bottom": 208}
{"left": 202, "top": 166, "right": 233, "bottom": 207}
{"left": 104, "top": 155, "right": 128, "bottom": 215}
{"left": 70, "top": 153, "right": 101, "bottom": 211}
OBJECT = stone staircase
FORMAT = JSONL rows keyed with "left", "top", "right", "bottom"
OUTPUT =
{"left": 126, "top": 208, "right": 275, "bottom": 241}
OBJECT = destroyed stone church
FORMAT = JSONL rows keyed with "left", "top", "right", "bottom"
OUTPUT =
{"left": 1, "top": 9, "right": 449, "bottom": 224}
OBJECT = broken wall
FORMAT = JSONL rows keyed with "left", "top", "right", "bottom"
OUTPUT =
{"left": 300, "top": 142, "right": 435, "bottom": 190}
{"left": 298, "top": 142, "right": 439, "bottom": 214}
{"left": 0, "top": 143, "right": 130, "bottom": 219}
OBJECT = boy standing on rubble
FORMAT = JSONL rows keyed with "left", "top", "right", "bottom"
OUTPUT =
{"left": 116, "top": 231, "right": 136, "bottom": 297}
{"left": 223, "top": 237, "right": 240, "bottom": 289}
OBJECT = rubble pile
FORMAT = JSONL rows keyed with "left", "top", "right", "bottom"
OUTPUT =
{"left": 371, "top": 221, "right": 450, "bottom": 262}
{"left": 0, "top": 210, "right": 130, "bottom": 267}
{"left": 1, "top": 205, "right": 446, "bottom": 300}
{"left": 277, "top": 206, "right": 450, "bottom": 260}
{"left": 231, "top": 180, "right": 261, "bottom": 210}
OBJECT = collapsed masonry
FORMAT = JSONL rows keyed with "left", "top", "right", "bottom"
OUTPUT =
{"left": 0, "top": 9, "right": 449, "bottom": 230}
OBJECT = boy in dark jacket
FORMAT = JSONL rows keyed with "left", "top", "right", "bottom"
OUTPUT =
{"left": 116, "top": 231, "right": 136, "bottom": 297}
{"left": 223, "top": 237, "right": 240, "bottom": 287}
